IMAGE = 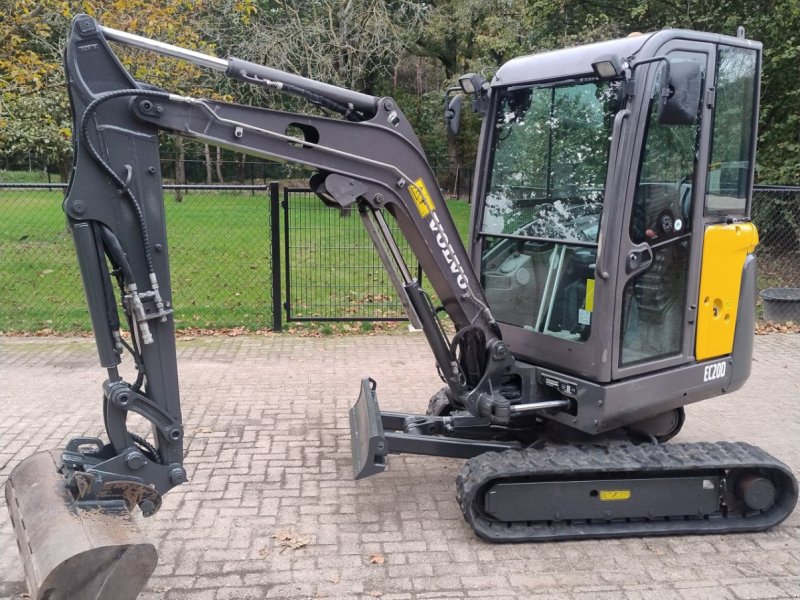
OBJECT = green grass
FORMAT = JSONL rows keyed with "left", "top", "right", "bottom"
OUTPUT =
{"left": 0, "top": 188, "right": 471, "bottom": 333}
{"left": 0, "top": 169, "right": 62, "bottom": 184}
{"left": 0, "top": 190, "right": 86, "bottom": 332}
{"left": 166, "top": 191, "right": 275, "bottom": 330}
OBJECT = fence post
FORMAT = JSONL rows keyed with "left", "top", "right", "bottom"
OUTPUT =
{"left": 269, "top": 182, "right": 282, "bottom": 332}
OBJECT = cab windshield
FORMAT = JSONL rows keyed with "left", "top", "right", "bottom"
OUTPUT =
{"left": 482, "top": 79, "right": 620, "bottom": 241}
{"left": 479, "top": 79, "right": 621, "bottom": 340}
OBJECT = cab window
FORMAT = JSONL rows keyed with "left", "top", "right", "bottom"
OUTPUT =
{"left": 706, "top": 45, "right": 758, "bottom": 214}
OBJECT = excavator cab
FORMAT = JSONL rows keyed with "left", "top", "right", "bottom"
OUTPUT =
{"left": 472, "top": 32, "right": 761, "bottom": 388}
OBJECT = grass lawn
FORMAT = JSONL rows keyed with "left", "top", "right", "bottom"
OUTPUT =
{"left": 0, "top": 186, "right": 471, "bottom": 333}
{"left": 0, "top": 169, "right": 62, "bottom": 184}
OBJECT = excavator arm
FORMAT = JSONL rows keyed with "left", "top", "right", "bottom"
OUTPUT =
{"left": 63, "top": 14, "right": 512, "bottom": 423}
{"left": 57, "top": 11, "right": 524, "bottom": 505}
{"left": 6, "top": 15, "right": 520, "bottom": 600}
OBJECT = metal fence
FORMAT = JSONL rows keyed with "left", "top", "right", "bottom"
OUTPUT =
{"left": 281, "top": 187, "right": 420, "bottom": 322}
{"left": 2, "top": 153, "right": 475, "bottom": 196}
{"left": 427, "top": 160, "right": 475, "bottom": 201}
{"left": 1, "top": 181, "right": 798, "bottom": 333}
{"left": 752, "top": 186, "right": 800, "bottom": 323}
{"left": 0, "top": 183, "right": 276, "bottom": 333}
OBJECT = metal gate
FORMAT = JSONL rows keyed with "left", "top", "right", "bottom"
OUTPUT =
{"left": 280, "top": 187, "right": 421, "bottom": 323}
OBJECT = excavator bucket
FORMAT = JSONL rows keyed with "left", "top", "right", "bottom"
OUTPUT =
{"left": 5, "top": 450, "right": 157, "bottom": 600}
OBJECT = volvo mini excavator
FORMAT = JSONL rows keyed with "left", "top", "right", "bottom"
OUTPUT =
{"left": 6, "top": 15, "right": 798, "bottom": 600}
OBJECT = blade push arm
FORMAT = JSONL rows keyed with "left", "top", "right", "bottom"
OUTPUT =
{"left": 61, "top": 14, "right": 514, "bottom": 509}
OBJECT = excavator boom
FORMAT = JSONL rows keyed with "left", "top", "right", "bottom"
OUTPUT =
{"left": 6, "top": 15, "right": 513, "bottom": 599}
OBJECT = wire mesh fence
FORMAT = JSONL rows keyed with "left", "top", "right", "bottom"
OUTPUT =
{"left": 0, "top": 184, "right": 275, "bottom": 333}
{"left": 2, "top": 153, "right": 475, "bottom": 196}
{"left": 160, "top": 185, "right": 275, "bottom": 331}
{"left": 282, "top": 188, "right": 420, "bottom": 322}
{"left": 752, "top": 186, "right": 800, "bottom": 323}
{"left": 1, "top": 180, "right": 798, "bottom": 333}
{"left": 0, "top": 184, "right": 84, "bottom": 332}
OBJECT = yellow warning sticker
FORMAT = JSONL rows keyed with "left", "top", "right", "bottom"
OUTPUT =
{"left": 585, "top": 278, "right": 595, "bottom": 312}
{"left": 599, "top": 489, "right": 631, "bottom": 501}
{"left": 409, "top": 178, "right": 435, "bottom": 218}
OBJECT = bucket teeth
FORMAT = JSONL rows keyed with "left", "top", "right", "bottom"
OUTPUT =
{"left": 5, "top": 450, "right": 157, "bottom": 600}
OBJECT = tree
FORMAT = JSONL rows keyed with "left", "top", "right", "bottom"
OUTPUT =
{"left": 204, "top": 0, "right": 424, "bottom": 104}
{"left": 2, "top": 0, "right": 797, "bottom": 186}
{"left": 0, "top": 2, "right": 72, "bottom": 176}
{"left": 0, "top": 0, "right": 244, "bottom": 179}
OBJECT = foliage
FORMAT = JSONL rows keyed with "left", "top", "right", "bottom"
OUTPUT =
{"left": 747, "top": 2, "right": 800, "bottom": 183}
{"left": 0, "top": 0, "right": 247, "bottom": 173}
{"left": 1, "top": 1, "right": 798, "bottom": 184}
{"left": 0, "top": 2, "right": 72, "bottom": 169}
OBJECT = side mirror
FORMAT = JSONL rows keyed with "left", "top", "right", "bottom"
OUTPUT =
{"left": 445, "top": 94, "right": 463, "bottom": 138}
{"left": 657, "top": 60, "right": 703, "bottom": 126}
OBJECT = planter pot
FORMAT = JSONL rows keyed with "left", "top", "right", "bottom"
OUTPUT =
{"left": 759, "top": 287, "right": 800, "bottom": 323}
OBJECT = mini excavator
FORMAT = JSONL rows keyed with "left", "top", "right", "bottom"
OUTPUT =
{"left": 6, "top": 15, "right": 798, "bottom": 600}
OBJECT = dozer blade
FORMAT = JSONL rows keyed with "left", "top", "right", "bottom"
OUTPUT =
{"left": 349, "top": 378, "right": 388, "bottom": 480}
{"left": 5, "top": 450, "right": 157, "bottom": 600}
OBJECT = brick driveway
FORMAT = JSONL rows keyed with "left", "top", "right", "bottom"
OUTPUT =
{"left": 1, "top": 333, "right": 799, "bottom": 600}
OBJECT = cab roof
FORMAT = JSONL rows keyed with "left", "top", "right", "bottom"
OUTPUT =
{"left": 492, "top": 29, "right": 760, "bottom": 87}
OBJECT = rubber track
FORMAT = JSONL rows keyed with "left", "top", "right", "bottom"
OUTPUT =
{"left": 456, "top": 441, "right": 798, "bottom": 542}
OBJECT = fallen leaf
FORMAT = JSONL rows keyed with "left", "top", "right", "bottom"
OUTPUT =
{"left": 272, "top": 529, "right": 310, "bottom": 550}
{"left": 755, "top": 320, "right": 800, "bottom": 334}
{"left": 258, "top": 546, "right": 269, "bottom": 558}
{"left": 195, "top": 426, "right": 214, "bottom": 434}
{"left": 368, "top": 591, "right": 383, "bottom": 598}
{"left": 368, "top": 553, "right": 385, "bottom": 565}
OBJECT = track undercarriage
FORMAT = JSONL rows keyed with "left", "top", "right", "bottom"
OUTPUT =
{"left": 350, "top": 380, "right": 799, "bottom": 542}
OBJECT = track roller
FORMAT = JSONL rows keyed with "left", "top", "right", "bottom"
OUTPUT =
{"left": 457, "top": 441, "right": 798, "bottom": 542}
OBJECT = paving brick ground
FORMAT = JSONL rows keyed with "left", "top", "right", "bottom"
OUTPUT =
{"left": 1, "top": 333, "right": 799, "bottom": 600}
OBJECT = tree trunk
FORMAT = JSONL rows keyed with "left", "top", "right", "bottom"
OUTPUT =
{"left": 447, "top": 135, "right": 459, "bottom": 195}
{"left": 215, "top": 146, "right": 224, "bottom": 184}
{"left": 237, "top": 153, "right": 245, "bottom": 184}
{"left": 175, "top": 140, "right": 185, "bottom": 203}
{"left": 58, "top": 158, "right": 70, "bottom": 183}
{"left": 203, "top": 144, "right": 213, "bottom": 184}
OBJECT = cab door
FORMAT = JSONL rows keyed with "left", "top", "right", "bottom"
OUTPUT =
{"left": 612, "top": 42, "right": 716, "bottom": 379}
{"left": 474, "top": 78, "right": 623, "bottom": 383}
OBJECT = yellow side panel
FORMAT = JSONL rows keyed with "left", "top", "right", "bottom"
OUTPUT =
{"left": 695, "top": 222, "right": 759, "bottom": 360}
